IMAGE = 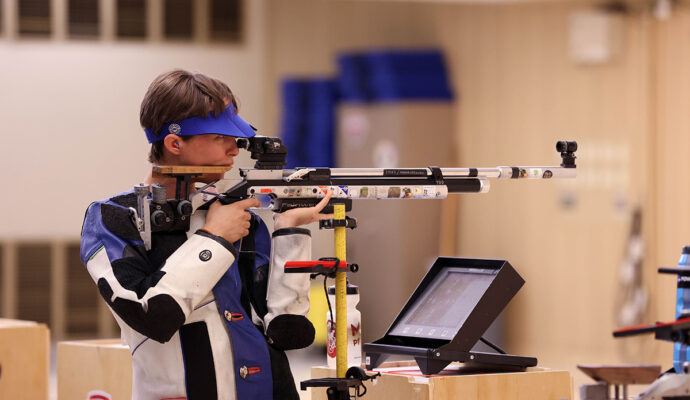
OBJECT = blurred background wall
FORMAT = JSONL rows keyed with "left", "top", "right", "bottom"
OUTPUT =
{"left": 3, "top": 0, "right": 690, "bottom": 392}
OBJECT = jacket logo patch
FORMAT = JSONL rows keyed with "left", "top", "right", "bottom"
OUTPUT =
{"left": 199, "top": 250, "right": 212, "bottom": 261}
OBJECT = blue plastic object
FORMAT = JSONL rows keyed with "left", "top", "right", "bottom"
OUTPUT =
{"left": 674, "top": 246, "right": 690, "bottom": 372}
{"left": 337, "top": 50, "right": 454, "bottom": 102}
{"left": 280, "top": 79, "right": 338, "bottom": 168}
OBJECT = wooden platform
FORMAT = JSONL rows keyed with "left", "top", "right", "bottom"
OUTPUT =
{"left": 0, "top": 319, "right": 50, "bottom": 400}
{"left": 577, "top": 364, "right": 661, "bottom": 385}
{"left": 57, "top": 339, "right": 132, "bottom": 400}
{"left": 310, "top": 361, "right": 573, "bottom": 400}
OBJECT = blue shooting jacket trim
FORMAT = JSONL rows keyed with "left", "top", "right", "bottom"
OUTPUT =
{"left": 80, "top": 190, "right": 144, "bottom": 265}
{"left": 215, "top": 215, "right": 273, "bottom": 399}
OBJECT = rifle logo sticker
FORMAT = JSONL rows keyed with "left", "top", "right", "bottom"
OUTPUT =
{"left": 388, "top": 187, "right": 401, "bottom": 198}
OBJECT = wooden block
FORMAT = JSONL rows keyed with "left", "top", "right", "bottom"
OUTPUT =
{"left": 152, "top": 165, "right": 230, "bottom": 177}
{"left": 0, "top": 319, "right": 50, "bottom": 400}
{"left": 57, "top": 339, "right": 132, "bottom": 400}
{"left": 310, "top": 365, "right": 573, "bottom": 400}
{"left": 577, "top": 364, "right": 660, "bottom": 385}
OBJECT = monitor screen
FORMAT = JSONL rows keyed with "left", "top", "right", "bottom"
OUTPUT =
{"left": 388, "top": 266, "right": 497, "bottom": 340}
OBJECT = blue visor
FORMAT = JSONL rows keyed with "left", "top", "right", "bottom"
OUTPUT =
{"left": 145, "top": 104, "right": 256, "bottom": 143}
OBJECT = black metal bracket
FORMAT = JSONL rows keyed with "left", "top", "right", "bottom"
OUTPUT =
{"left": 320, "top": 216, "right": 358, "bottom": 230}
{"left": 428, "top": 166, "right": 444, "bottom": 185}
{"left": 300, "top": 367, "right": 380, "bottom": 400}
{"left": 169, "top": 173, "right": 202, "bottom": 201}
{"left": 556, "top": 141, "right": 577, "bottom": 169}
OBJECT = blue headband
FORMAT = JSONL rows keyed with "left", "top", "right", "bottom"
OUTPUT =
{"left": 144, "top": 104, "right": 256, "bottom": 143}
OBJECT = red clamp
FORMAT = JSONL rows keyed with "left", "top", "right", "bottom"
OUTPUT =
{"left": 284, "top": 257, "right": 358, "bottom": 275}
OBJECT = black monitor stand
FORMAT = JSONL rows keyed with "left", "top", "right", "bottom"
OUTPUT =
{"left": 363, "top": 257, "right": 537, "bottom": 375}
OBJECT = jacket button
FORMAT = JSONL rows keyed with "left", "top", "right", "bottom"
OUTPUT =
{"left": 224, "top": 310, "right": 232, "bottom": 322}
{"left": 240, "top": 365, "right": 248, "bottom": 379}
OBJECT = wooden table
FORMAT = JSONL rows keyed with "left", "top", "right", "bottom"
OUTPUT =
{"left": 310, "top": 361, "right": 573, "bottom": 400}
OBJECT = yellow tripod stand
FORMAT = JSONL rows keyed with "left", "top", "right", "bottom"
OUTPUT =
{"left": 285, "top": 203, "right": 379, "bottom": 399}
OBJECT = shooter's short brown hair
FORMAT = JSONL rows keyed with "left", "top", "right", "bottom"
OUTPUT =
{"left": 140, "top": 70, "right": 238, "bottom": 163}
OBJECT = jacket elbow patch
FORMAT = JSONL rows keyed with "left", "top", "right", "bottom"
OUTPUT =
{"left": 111, "top": 252, "right": 167, "bottom": 299}
{"left": 97, "top": 278, "right": 185, "bottom": 343}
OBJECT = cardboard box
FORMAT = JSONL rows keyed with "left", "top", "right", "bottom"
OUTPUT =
{"left": 58, "top": 339, "right": 132, "bottom": 400}
{"left": 0, "top": 319, "right": 50, "bottom": 400}
{"left": 310, "top": 362, "right": 573, "bottom": 400}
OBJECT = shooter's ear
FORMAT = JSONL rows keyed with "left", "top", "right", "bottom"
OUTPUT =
{"left": 163, "top": 134, "right": 183, "bottom": 155}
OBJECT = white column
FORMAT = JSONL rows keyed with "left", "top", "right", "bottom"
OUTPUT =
{"left": 52, "top": 0, "right": 67, "bottom": 40}
{"left": 50, "top": 242, "right": 66, "bottom": 340}
{"left": 194, "top": 0, "right": 209, "bottom": 43}
{"left": 4, "top": 0, "right": 17, "bottom": 39}
{"left": 101, "top": 0, "right": 115, "bottom": 40}
{"left": 2, "top": 242, "right": 17, "bottom": 319}
{"left": 148, "top": 0, "right": 162, "bottom": 42}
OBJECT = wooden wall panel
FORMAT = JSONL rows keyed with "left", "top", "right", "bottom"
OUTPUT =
{"left": 433, "top": 2, "right": 658, "bottom": 374}
{"left": 265, "top": 0, "right": 690, "bottom": 391}
{"left": 653, "top": 2, "right": 690, "bottom": 350}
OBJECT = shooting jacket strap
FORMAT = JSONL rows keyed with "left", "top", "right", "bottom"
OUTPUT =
{"left": 238, "top": 216, "right": 269, "bottom": 324}
{"left": 237, "top": 216, "right": 300, "bottom": 400}
{"left": 238, "top": 218, "right": 257, "bottom": 322}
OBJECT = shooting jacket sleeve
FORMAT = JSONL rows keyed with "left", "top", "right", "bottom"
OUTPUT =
{"left": 264, "top": 227, "right": 312, "bottom": 329}
{"left": 80, "top": 200, "right": 238, "bottom": 343}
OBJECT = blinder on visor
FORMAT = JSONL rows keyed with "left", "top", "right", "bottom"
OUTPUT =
{"left": 144, "top": 104, "right": 257, "bottom": 143}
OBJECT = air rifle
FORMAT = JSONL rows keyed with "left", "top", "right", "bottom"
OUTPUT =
{"left": 131, "top": 136, "right": 577, "bottom": 249}
{"left": 214, "top": 136, "right": 577, "bottom": 213}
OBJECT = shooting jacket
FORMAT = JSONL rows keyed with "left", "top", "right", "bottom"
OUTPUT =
{"left": 80, "top": 190, "right": 312, "bottom": 400}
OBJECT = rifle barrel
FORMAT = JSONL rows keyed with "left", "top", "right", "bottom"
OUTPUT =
{"left": 319, "top": 166, "right": 574, "bottom": 180}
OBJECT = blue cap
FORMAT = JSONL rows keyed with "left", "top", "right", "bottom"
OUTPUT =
{"left": 144, "top": 104, "right": 256, "bottom": 143}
